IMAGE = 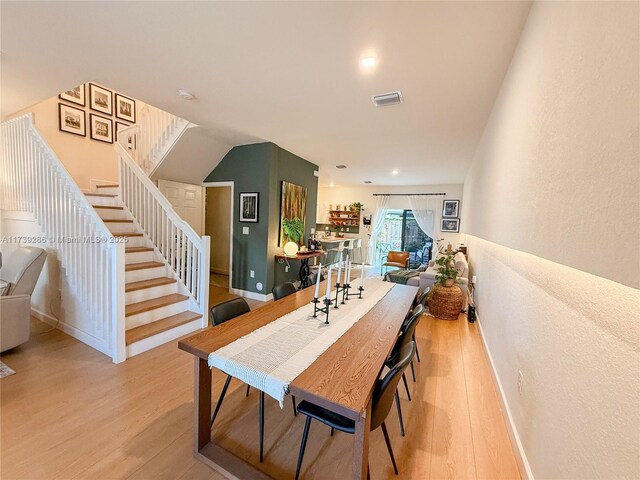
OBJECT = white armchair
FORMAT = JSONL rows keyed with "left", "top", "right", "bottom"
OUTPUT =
{"left": 1, "top": 246, "right": 47, "bottom": 352}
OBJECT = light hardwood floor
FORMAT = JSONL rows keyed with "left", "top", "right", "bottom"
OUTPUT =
{"left": 0, "top": 313, "right": 520, "bottom": 480}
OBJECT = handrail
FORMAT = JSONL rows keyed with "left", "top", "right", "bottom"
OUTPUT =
{"left": 126, "top": 105, "right": 192, "bottom": 175}
{"left": 115, "top": 128, "right": 209, "bottom": 314}
{"left": 0, "top": 113, "right": 126, "bottom": 362}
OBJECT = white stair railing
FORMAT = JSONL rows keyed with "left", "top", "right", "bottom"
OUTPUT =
{"left": 126, "top": 105, "right": 192, "bottom": 175}
{"left": 116, "top": 127, "right": 209, "bottom": 319}
{"left": 0, "top": 114, "right": 126, "bottom": 363}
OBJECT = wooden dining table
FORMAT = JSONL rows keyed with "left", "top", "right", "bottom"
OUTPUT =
{"left": 178, "top": 278, "right": 418, "bottom": 480}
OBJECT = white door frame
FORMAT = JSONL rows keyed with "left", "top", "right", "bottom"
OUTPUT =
{"left": 202, "top": 181, "right": 234, "bottom": 292}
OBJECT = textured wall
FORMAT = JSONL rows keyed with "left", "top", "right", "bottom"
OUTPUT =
{"left": 461, "top": 1, "right": 639, "bottom": 289}
{"left": 462, "top": 2, "right": 640, "bottom": 478}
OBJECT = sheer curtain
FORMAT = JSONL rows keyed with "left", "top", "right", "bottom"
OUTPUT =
{"left": 368, "top": 194, "right": 390, "bottom": 265}
{"left": 408, "top": 194, "right": 441, "bottom": 259}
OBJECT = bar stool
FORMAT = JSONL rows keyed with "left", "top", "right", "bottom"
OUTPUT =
{"left": 353, "top": 238, "right": 363, "bottom": 265}
{"left": 326, "top": 239, "right": 345, "bottom": 266}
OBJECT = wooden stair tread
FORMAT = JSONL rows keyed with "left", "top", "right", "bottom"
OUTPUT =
{"left": 125, "top": 261, "right": 164, "bottom": 272}
{"left": 125, "top": 311, "right": 200, "bottom": 345}
{"left": 103, "top": 219, "right": 133, "bottom": 223}
{"left": 93, "top": 205, "right": 123, "bottom": 210}
{"left": 114, "top": 232, "right": 143, "bottom": 237}
{"left": 125, "top": 277, "right": 177, "bottom": 292}
{"left": 96, "top": 184, "right": 119, "bottom": 188}
{"left": 85, "top": 192, "right": 117, "bottom": 197}
{"left": 125, "top": 246, "right": 154, "bottom": 253}
{"left": 125, "top": 293, "right": 189, "bottom": 317}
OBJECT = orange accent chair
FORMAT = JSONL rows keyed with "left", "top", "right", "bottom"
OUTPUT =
{"left": 382, "top": 251, "right": 410, "bottom": 275}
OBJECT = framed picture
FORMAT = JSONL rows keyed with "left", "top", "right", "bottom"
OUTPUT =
{"left": 115, "top": 94, "right": 136, "bottom": 123}
{"left": 59, "top": 84, "right": 85, "bottom": 106}
{"left": 89, "top": 83, "right": 113, "bottom": 115}
{"left": 239, "top": 192, "right": 259, "bottom": 223}
{"left": 442, "top": 199, "right": 460, "bottom": 218}
{"left": 90, "top": 114, "right": 113, "bottom": 143}
{"left": 441, "top": 218, "right": 460, "bottom": 233}
{"left": 279, "top": 181, "right": 307, "bottom": 246}
{"left": 58, "top": 103, "right": 86, "bottom": 136}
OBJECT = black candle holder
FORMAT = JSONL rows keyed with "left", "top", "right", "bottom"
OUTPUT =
{"left": 341, "top": 283, "right": 351, "bottom": 304}
{"left": 312, "top": 296, "right": 333, "bottom": 324}
{"left": 345, "top": 284, "right": 364, "bottom": 300}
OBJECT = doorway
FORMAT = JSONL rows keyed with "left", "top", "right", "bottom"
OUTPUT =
{"left": 204, "top": 184, "right": 233, "bottom": 300}
{"left": 375, "top": 209, "right": 432, "bottom": 268}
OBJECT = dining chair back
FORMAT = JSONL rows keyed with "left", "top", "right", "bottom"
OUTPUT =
{"left": 272, "top": 281, "right": 297, "bottom": 300}
{"left": 371, "top": 341, "right": 416, "bottom": 430}
{"left": 413, "top": 287, "right": 430, "bottom": 310}
{"left": 294, "top": 341, "right": 416, "bottom": 479}
{"left": 326, "top": 240, "right": 345, "bottom": 265}
{"left": 209, "top": 297, "right": 250, "bottom": 326}
{"left": 397, "top": 304, "right": 424, "bottom": 351}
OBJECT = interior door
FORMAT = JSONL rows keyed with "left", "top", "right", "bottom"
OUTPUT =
{"left": 158, "top": 179, "right": 205, "bottom": 236}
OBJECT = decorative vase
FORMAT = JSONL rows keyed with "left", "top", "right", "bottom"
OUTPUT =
{"left": 427, "top": 284, "right": 463, "bottom": 320}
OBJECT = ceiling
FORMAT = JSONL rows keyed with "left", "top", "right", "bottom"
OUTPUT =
{"left": 1, "top": 1, "right": 531, "bottom": 186}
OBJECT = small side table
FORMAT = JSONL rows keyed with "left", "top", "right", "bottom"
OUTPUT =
{"left": 275, "top": 250, "right": 326, "bottom": 289}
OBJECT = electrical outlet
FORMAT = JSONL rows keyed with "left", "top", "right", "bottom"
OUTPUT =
{"left": 517, "top": 371, "right": 524, "bottom": 394}
{"left": 346, "top": 227, "right": 349, "bottom": 232}
{"left": 285, "top": 265, "right": 289, "bottom": 273}
{"left": 57, "top": 290, "right": 62, "bottom": 300}
{"left": 242, "top": 227, "right": 249, "bottom": 235}
{"left": 250, "top": 270, "right": 255, "bottom": 278}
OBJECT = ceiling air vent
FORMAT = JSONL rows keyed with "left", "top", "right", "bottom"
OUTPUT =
{"left": 363, "top": 180, "right": 373, "bottom": 184}
{"left": 371, "top": 91, "right": 403, "bottom": 107}
{"left": 335, "top": 165, "right": 347, "bottom": 169}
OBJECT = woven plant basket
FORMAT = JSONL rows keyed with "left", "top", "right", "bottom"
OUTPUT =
{"left": 427, "top": 284, "right": 463, "bottom": 320}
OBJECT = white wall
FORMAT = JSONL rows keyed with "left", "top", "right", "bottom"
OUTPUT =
{"left": 462, "top": 2, "right": 640, "bottom": 479}
{"left": 7, "top": 85, "right": 150, "bottom": 190}
{"left": 317, "top": 183, "right": 464, "bottom": 263}
{"left": 0, "top": 211, "right": 112, "bottom": 356}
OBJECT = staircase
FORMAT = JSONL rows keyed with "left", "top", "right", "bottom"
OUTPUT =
{"left": 85, "top": 184, "right": 203, "bottom": 355}
{"left": 1, "top": 112, "right": 209, "bottom": 363}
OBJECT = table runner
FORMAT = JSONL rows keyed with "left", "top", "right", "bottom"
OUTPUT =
{"left": 208, "top": 277, "right": 395, "bottom": 406}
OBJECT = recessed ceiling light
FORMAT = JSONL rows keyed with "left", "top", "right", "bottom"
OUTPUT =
{"left": 335, "top": 165, "right": 347, "bottom": 169}
{"left": 329, "top": 183, "right": 335, "bottom": 187}
{"left": 360, "top": 56, "right": 377, "bottom": 69}
{"left": 177, "top": 89, "right": 195, "bottom": 100}
{"left": 392, "top": 169, "right": 399, "bottom": 175}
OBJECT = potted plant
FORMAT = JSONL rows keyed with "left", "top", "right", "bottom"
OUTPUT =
{"left": 282, "top": 217, "right": 305, "bottom": 245}
{"left": 349, "top": 202, "right": 363, "bottom": 215}
{"left": 427, "top": 249, "right": 463, "bottom": 320}
{"left": 435, "top": 251, "right": 458, "bottom": 287}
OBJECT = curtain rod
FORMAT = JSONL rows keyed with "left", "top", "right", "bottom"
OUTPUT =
{"left": 371, "top": 193, "right": 446, "bottom": 196}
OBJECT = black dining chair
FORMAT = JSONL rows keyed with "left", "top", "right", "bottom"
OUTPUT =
{"left": 409, "top": 288, "right": 429, "bottom": 364}
{"left": 389, "top": 304, "right": 424, "bottom": 436}
{"left": 272, "top": 281, "right": 297, "bottom": 300}
{"left": 209, "top": 297, "right": 295, "bottom": 463}
{"left": 294, "top": 341, "right": 417, "bottom": 480}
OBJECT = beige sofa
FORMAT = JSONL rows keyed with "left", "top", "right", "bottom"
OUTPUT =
{"left": 1, "top": 247, "right": 47, "bottom": 352}
{"left": 407, "top": 251, "right": 469, "bottom": 311}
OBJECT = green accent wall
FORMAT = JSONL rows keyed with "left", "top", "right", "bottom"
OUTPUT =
{"left": 204, "top": 142, "right": 318, "bottom": 296}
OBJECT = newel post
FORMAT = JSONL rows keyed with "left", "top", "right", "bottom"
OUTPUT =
{"left": 200, "top": 235, "right": 211, "bottom": 328}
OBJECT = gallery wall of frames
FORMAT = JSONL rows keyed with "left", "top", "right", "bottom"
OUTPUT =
{"left": 58, "top": 83, "right": 137, "bottom": 144}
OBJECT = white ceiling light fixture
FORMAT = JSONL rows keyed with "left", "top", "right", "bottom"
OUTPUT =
{"left": 360, "top": 56, "right": 377, "bottom": 70}
{"left": 329, "top": 183, "right": 335, "bottom": 187}
{"left": 372, "top": 91, "right": 403, "bottom": 107}
{"left": 392, "top": 169, "right": 399, "bottom": 175}
{"left": 177, "top": 89, "right": 195, "bottom": 100}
